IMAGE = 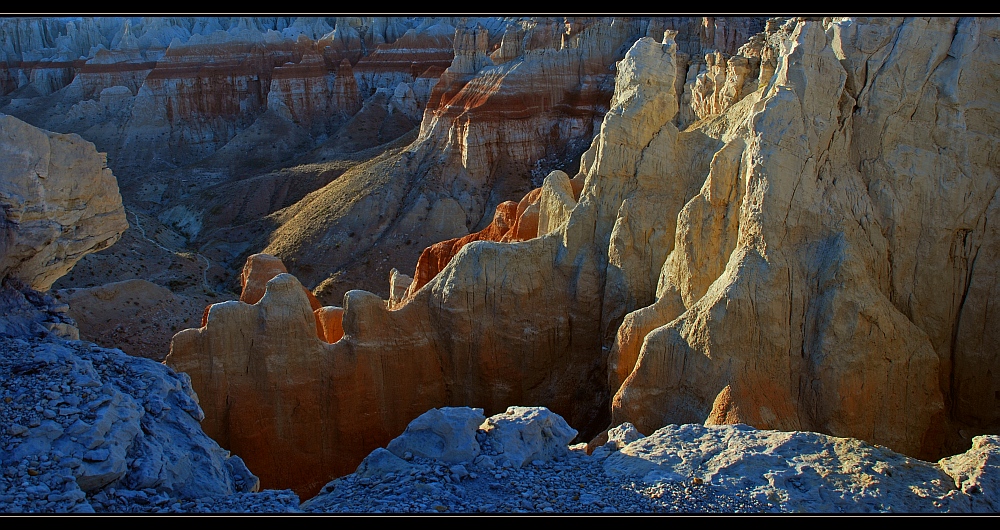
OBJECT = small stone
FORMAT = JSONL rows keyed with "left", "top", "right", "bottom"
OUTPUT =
{"left": 7, "top": 424, "right": 27, "bottom": 436}
{"left": 83, "top": 448, "right": 110, "bottom": 462}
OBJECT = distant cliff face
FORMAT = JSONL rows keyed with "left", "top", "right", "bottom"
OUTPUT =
{"left": 0, "top": 16, "right": 459, "bottom": 176}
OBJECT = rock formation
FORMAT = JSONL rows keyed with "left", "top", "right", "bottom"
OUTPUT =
{"left": 1, "top": 16, "right": 457, "bottom": 178}
{"left": 609, "top": 17, "right": 1000, "bottom": 461}
{"left": 170, "top": 17, "right": 1000, "bottom": 500}
{"left": 0, "top": 105, "right": 276, "bottom": 513}
{"left": 238, "top": 253, "right": 320, "bottom": 309}
{"left": 0, "top": 114, "right": 127, "bottom": 291}
{"left": 262, "top": 17, "right": 723, "bottom": 302}
{"left": 602, "top": 423, "right": 1000, "bottom": 513}
{"left": 404, "top": 200, "right": 521, "bottom": 297}
{"left": 5, "top": 15, "right": 996, "bottom": 513}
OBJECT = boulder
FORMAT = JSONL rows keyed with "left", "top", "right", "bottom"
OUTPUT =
{"left": 386, "top": 407, "right": 485, "bottom": 463}
{"left": 354, "top": 448, "right": 416, "bottom": 479}
{"left": 0, "top": 114, "right": 127, "bottom": 291}
{"left": 480, "top": 406, "right": 578, "bottom": 468}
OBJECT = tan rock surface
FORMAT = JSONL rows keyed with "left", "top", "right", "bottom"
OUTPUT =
{"left": 387, "top": 268, "right": 412, "bottom": 309}
{"left": 0, "top": 113, "right": 127, "bottom": 291}
{"left": 263, "top": 18, "right": 671, "bottom": 304}
{"left": 166, "top": 26, "right": 758, "bottom": 496}
{"left": 168, "top": 272, "right": 450, "bottom": 497}
{"left": 314, "top": 305, "right": 344, "bottom": 343}
{"left": 404, "top": 200, "right": 520, "bottom": 299}
{"left": 611, "top": 17, "right": 999, "bottom": 460}
{"left": 536, "top": 170, "right": 578, "bottom": 237}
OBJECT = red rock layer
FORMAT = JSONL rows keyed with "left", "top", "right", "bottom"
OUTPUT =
{"left": 352, "top": 29, "right": 454, "bottom": 99}
{"left": 406, "top": 201, "right": 520, "bottom": 298}
{"left": 330, "top": 58, "right": 362, "bottom": 117}
{"left": 143, "top": 42, "right": 307, "bottom": 124}
{"left": 315, "top": 306, "right": 345, "bottom": 343}
{"left": 404, "top": 174, "right": 584, "bottom": 299}
{"left": 75, "top": 49, "right": 156, "bottom": 99}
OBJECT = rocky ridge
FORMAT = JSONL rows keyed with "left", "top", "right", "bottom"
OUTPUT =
{"left": 0, "top": 282, "right": 299, "bottom": 514}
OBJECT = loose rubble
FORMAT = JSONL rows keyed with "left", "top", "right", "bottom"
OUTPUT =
{"left": 302, "top": 407, "right": 1000, "bottom": 514}
{"left": 0, "top": 281, "right": 300, "bottom": 514}
{"left": 303, "top": 407, "right": 771, "bottom": 514}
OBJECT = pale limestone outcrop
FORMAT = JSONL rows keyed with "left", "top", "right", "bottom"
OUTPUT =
{"left": 0, "top": 114, "right": 127, "bottom": 291}
{"left": 387, "top": 268, "right": 412, "bottom": 309}
{"left": 385, "top": 407, "right": 485, "bottom": 463}
{"left": 536, "top": 170, "right": 578, "bottom": 237}
{"left": 479, "top": 406, "right": 578, "bottom": 468}
{"left": 610, "top": 17, "right": 999, "bottom": 460}
{"left": 687, "top": 51, "right": 760, "bottom": 122}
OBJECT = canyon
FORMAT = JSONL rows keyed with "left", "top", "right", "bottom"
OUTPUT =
{"left": 1, "top": 16, "right": 998, "bottom": 513}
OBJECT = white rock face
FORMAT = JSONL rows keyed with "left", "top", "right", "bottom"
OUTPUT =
{"left": 603, "top": 17, "right": 1000, "bottom": 460}
{"left": 479, "top": 406, "right": 578, "bottom": 468}
{"left": 0, "top": 114, "right": 127, "bottom": 291}
{"left": 354, "top": 448, "right": 416, "bottom": 479}
{"left": 386, "top": 407, "right": 486, "bottom": 463}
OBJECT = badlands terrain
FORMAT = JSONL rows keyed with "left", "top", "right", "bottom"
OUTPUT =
{"left": 1, "top": 15, "right": 999, "bottom": 513}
